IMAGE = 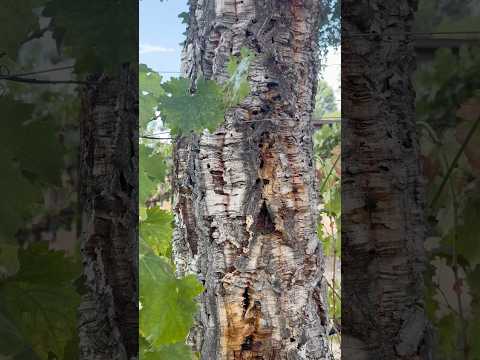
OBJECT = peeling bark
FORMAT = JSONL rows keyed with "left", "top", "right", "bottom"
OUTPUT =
{"left": 78, "top": 65, "right": 138, "bottom": 360}
{"left": 173, "top": 1, "right": 331, "bottom": 359}
{"left": 341, "top": 1, "right": 430, "bottom": 359}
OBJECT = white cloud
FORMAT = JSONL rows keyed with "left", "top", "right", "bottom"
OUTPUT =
{"left": 139, "top": 44, "right": 176, "bottom": 55}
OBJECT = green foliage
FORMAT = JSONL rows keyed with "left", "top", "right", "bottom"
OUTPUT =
{"left": 0, "top": 0, "right": 46, "bottom": 60}
{"left": 141, "top": 337, "right": 192, "bottom": 360}
{"left": 140, "top": 207, "right": 173, "bottom": 257}
{"left": 0, "top": 242, "right": 80, "bottom": 359}
{"left": 140, "top": 64, "right": 165, "bottom": 132}
{"left": 314, "top": 79, "right": 338, "bottom": 119}
{"left": 158, "top": 48, "right": 254, "bottom": 136}
{"left": 317, "top": 0, "right": 340, "bottom": 55}
{"left": 313, "top": 123, "right": 340, "bottom": 160}
{"left": 417, "top": 45, "right": 480, "bottom": 359}
{"left": 414, "top": 0, "right": 480, "bottom": 33}
{"left": 42, "top": 0, "right": 137, "bottom": 75}
{"left": 416, "top": 47, "right": 480, "bottom": 132}
{"left": 140, "top": 253, "right": 203, "bottom": 347}
{"left": 139, "top": 143, "right": 169, "bottom": 205}
{"left": 0, "top": 96, "right": 63, "bottom": 243}
{"left": 139, "top": 58, "right": 205, "bottom": 358}
{"left": 313, "top": 121, "right": 341, "bottom": 326}
{"left": 158, "top": 77, "right": 226, "bottom": 136}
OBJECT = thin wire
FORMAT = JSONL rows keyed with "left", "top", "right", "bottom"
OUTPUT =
{"left": 0, "top": 65, "right": 75, "bottom": 79}
{"left": 343, "top": 30, "right": 480, "bottom": 38}
{"left": 0, "top": 65, "right": 95, "bottom": 85}
{"left": 140, "top": 117, "right": 343, "bottom": 140}
{"left": 155, "top": 63, "right": 343, "bottom": 74}
{"left": 0, "top": 76, "right": 92, "bottom": 85}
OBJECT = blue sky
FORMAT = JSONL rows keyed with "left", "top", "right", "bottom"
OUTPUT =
{"left": 139, "top": 0, "right": 188, "bottom": 77}
{"left": 140, "top": 0, "right": 340, "bottom": 101}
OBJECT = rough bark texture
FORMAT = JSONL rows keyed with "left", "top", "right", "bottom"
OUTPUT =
{"left": 78, "top": 65, "right": 138, "bottom": 360}
{"left": 173, "top": 1, "right": 331, "bottom": 359}
{"left": 342, "top": 1, "right": 430, "bottom": 359}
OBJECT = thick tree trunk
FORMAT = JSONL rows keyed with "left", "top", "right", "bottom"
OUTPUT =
{"left": 342, "top": 0, "right": 430, "bottom": 359}
{"left": 173, "top": 1, "right": 331, "bottom": 359}
{"left": 78, "top": 65, "right": 138, "bottom": 360}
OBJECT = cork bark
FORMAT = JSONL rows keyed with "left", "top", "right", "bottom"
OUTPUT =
{"left": 78, "top": 65, "right": 138, "bottom": 360}
{"left": 341, "top": 0, "right": 430, "bottom": 358}
{"left": 172, "top": 1, "right": 332, "bottom": 359}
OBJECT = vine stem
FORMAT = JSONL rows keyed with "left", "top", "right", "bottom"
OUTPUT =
{"left": 429, "top": 115, "right": 480, "bottom": 210}
{"left": 319, "top": 154, "right": 340, "bottom": 194}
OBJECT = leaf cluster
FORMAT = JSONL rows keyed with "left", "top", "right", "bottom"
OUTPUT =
{"left": 417, "top": 45, "right": 480, "bottom": 359}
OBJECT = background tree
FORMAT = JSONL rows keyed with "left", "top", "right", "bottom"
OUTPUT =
{"left": 314, "top": 79, "right": 338, "bottom": 118}
{"left": 342, "top": 0, "right": 429, "bottom": 358}
{"left": 0, "top": 2, "right": 139, "bottom": 359}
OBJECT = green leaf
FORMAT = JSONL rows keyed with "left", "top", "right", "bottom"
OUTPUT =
{"left": 139, "top": 64, "right": 164, "bottom": 131}
{"left": 442, "top": 195, "right": 480, "bottom": 267}
{"left": 139, "top": 143, "right": 169, "bottom": 205}
{"left": 314, "top": 79, "right": 338, "bottom": 118}
{"left": 437, "top": 313, "right": 457, "bottom": 358}
{"left": 0, "top": 311, "right": 25, "bottom": 357}
{"left": 177, "top": 12, "right": 189, "bottom": 25}
{"left": 159, "top": 77, "right": 225, "bottom": 136}
{"left": 224, "top": 47, "right": 254, "bottom": 106}
{"left": 0, "top": 96, "right": 63, "bottom": 242}
{"left": 140, "top": 168, "right": 157, "bottom": 206}
{"left": 0, "top": 0, "right": 46, "bottom": 60}
{"left": 42, "top": 1, "right": 137, "bottom": 75}
{"left": 140, "top": 207, "right": 173, "bottom": 257}
{"left": 0, "top": 242, "right": 80, "bottom": 359}
{"left": 140, "top": 64, "right": 164, "bottom": 98}
{"left": 140, "top": 143, "right": 168, "bottom": 185}
{"left": 140, "top": 337, "right": 192, "bottom": 360}
{"left": 140, "top": 254, "right": 203, "bottom": 346}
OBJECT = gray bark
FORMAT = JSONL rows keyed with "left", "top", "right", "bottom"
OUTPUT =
{"left": 78, "top": 65, "right": 138, "bottom": 360}
{"left": 341, "top": 0, "right": 430, "bottom": 359}
{"left": 173, "top": 1, "right": 331, "bottom": 359}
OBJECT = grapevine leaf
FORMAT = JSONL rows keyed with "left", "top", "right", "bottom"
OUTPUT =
{"left": 0, "top": 97, "right": 63, "bottom": 242}
{"left": 158, "top": 77, "right": 225, "bottom": 136}
{"left": 139, "top": 65, "right": 164, "bottom": 132}
{"left": 178, "top": 12, "right": 189, "bottom": 25}
{"left": 442, "top": 195, "right": 480, "bottom": 266}
{"left": 140, "top": 337, "right": 191, "bottom": 360}
{"left": 140, "top": 207, "right": 173, "bottom": 257}
{"left": 0, "top": 311, "right": 25, "bottom": 357}
{"left": 140, "top": 168, "right": 156, "bottom": 206}
{"left": 42, "top": 1, "right": 137, "bottom": 74}
{"left": 140, "top": 143, "right": 168, "bottom": 185}
{"left": 140, "top": 253, "right": 203, "bottom": 346}
{"left": 140, "top": 95, "right": 159, "bottom": 131}
{"left": 140, "top": 64, "right": 164, "bottom": 97}
{"left": 139, "top": 143, "right": 169, "bottom": 205}
{"left": 436, "top": 313, "right": 457, "bottom": 358}
{"left": 0, "top": 242, "right": 80, "bottom": 359}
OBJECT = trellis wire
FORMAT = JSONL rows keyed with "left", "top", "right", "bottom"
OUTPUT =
{"left": 140, "top": 117, "right": 343, "bottom": 140}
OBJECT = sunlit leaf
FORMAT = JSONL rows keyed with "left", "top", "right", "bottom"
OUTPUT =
{"left": 139, "top": 253, "right": 203, "bottom": 346}
{"left": 140, "top": 207, "right": 173, "bottom": 257}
